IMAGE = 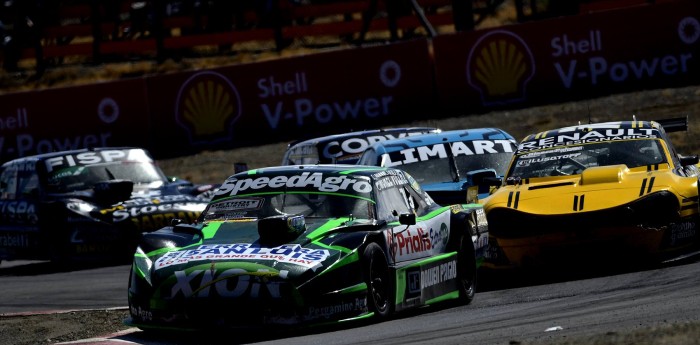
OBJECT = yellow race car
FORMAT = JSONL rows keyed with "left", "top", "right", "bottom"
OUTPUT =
{"left": 481, "top": 118, "right": 699, "bottom": 270}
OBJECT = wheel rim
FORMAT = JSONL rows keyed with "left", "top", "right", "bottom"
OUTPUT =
{"left": 370, "top": 254, "right": 389, "bottom": 312}
{"left": 459, "top": 235, "right": 477, "bottom": 299}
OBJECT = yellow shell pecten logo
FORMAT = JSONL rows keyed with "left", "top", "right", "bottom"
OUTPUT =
{"left": 175, "top": 71, "right": 242, "bottom": 145}
{"left": 466, "top": 30, "right": 535, "bottom": 106}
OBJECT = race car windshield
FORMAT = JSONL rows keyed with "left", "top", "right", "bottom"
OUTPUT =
{"left": 383, "top": 155, "right": 458, "bottom": 185}
{"left": 454, "top": 152, "right": 512, "bottom": 177}
{"left": 46, "top": 161, "right": 166, "bottom": 193}
{"left": 204, "top": 193, "right": 374, "bottom": 221}
{"left": 509, "top": 139, "right": 667, "bottom": 178}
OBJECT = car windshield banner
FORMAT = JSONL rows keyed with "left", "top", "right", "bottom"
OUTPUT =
{"left": 214, "top": 172, "right": 373, "bottom": 197}
{"left": 383, "top": 140, "right": 515, "bottom": 166}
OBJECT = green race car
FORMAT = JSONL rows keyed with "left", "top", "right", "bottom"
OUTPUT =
{"left": 127, "top": 165, "right": 488, "bottom": 330}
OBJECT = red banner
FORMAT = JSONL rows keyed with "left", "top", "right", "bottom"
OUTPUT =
{"left": 0, "top": 79, "right": 150, "bottom": 162}
{"left": 432, "top": 0, "right": 700, "bottom": 114}
{"left": 145, "top": 39, "right": 435, "bottom": 158}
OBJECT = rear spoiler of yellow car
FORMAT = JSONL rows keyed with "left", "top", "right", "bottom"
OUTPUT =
{"left": 655, "top": 116, "right": 688, "bottom": 133}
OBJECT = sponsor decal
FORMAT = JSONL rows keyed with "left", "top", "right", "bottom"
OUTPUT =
{"left": 474, "top": 233, "right": 489, "bottom": 256}
{"left": 208, "top": 198, "right": 263, "bottom": 212}
{"left": 521, "top": 146, "right": 583, "bottom": 158}
{"left": 130, "top": 305, "right": 153, "bottom": 322}
{"left": 551, "top": 26, "right": 694, "bottom": 88}
{"left": 170, "top": 268, "right": 287, "bottom": 298}
{"left": 175, "top": 71, "right": 242, "bottom": 145}
{"left": 2, "top": 160, "right": 36, "bottom": 172}
{"left": 97, "top": 197, "right": 204, "bottom": 230}
{"left": 0, "top": 200, "right": 37, "bottom": 224}
{"left": 516, "top": 152, "right": 582, "bottom": 166}
{"left": 407, "top": 268, "right": 421, "bottom": 297}
{"left": 474, "top": 208, "right": 488, "bottom": 235}
{"left": 215, "top": 172, "right": 373, "bottom": 196}
{"left": 383, "top": 140, "right": 514, "bottom": 167}
{"left": 127, "top": 211, "right": 201, "bottom": 231}
{"left": 466, "top": 30, "right": 535, "bottom": 106}
{"left": 375, "top": 173, "right": 409, "bottom": 191}
{"left": 44, "top": 149, "right": 152, "bottom": 173}
{"left": 670, "top": 221, "right": 696, "bottom": 245}
{"left": 321, "top": 131, "right": 432, "bottom": 161}
{"left": 518, "top": 128, "right": 659, "bottom": 152}
{"left": 305, "top": 298, "right": 368, "bottom": 320}
{"left": 155, "top": 244, "right": 331, "bottom": 269}
{"left": 387, "top": 227, "right": 432, "bottom": 261}
{"left": 105, "top": 201, "right": 205, "bottom": 222}
{"left": 0, "top": 232, "right": 30, "bottom": 248}
{"left": 420, "top": 259, "right": 457, "bottom": 289}
{"left": 429, "top": 223, "right": 450, "bottom": 248}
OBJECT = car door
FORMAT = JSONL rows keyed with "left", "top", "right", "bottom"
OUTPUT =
{"left": 0, "top": 161, "right": 41, "bottom": 259}
{"left": 375, "top": 171, "right": 451, "bottom": 264}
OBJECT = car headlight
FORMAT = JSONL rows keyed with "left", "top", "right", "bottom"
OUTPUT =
{"left": 133, "top": 246, "right": 154, "bottom": 286}
{"left": 66, "top": 201, "right": 98, "bottom": 217}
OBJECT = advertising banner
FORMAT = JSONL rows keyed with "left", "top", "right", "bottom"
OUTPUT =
{"left": 0, "top": 79, "right": 150, "bottom": 163}
{"left": 432, "top": 0, "right": 700, "bottom": 114}
{"left": 145, "top": 39, "right": 435, "bottom": 158}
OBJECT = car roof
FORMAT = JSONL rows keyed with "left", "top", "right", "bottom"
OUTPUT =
{"left": 285, "top": 127, "right": 440, "bottom": 148}
{"left": 1, "top": 147, "right": 149, "bottom": 167}
{"left": 521, "top": 120, "right": 664, "bottom": 142}
{"left": 364, "top": 128, "right": 515, "bottom": 153}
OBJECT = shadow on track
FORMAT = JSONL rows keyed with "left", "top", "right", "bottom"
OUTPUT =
{"left": 0, "top": 259, "right": 129, "bottom": 276}
{"left": 476, "top": 250, "right": 700, "bottom": 292}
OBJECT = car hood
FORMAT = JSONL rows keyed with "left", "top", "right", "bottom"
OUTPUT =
{"left": 58, "top": 185, "right": 209, "bottom": 231}
{"left": 134, "top": 217, "right": 374, "bottom": 294}
{"left": 484, "top": 165, "right": 698, "bottom": 215}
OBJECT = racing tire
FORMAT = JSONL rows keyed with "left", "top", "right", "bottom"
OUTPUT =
{"left": 456, "top": 232, "right": 477, "bottom": 305}
{"left": 362, "top": 242, "right": 394, "bottom": 318}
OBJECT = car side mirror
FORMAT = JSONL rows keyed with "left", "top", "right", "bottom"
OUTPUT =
{"left": 483, "top": 176, "right": 503, "bottom": 186}
{"left": 398, "top": 213, "right": 416, "bottom": 225}
{"left": 258, "top": 214, "right": 306, "bottom": 246}
{"left": 679, "top": 154, "right": 699, "bottom": 166}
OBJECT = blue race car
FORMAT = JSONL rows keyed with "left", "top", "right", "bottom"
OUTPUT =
{"left": 357, "top": 128, "right": 516, "bottom": 205}
{"left": 0, "top": 147, "right": 216, "bottom": 263}
{"left": 282, "top": 127, "right": 440, "bottom": 165}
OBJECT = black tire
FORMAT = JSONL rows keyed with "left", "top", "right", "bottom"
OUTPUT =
{"left": 457, "top": 228, "right": 478, "bottom": 305}
{"left": 362, "top": 242, "right": 394, "bottom": 318}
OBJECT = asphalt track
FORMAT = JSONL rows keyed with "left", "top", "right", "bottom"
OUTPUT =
{"left": 2, "top": 255, "right": 700, "bottom": 345}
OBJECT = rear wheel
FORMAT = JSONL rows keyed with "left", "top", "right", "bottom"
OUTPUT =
{"left": 363, "top": 243, "right": 394, "bottom": 318}
{"left": 457, "top": 228, "right": 477, "bottom": 304}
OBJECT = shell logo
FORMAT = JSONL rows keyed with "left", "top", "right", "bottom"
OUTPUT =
{"left": 175, "top": 71, "right": 242, "bottom": 145}
{"left": 466, "top": 30, "right": 535, "bottom": 106}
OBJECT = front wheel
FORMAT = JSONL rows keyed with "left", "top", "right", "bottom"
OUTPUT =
{"left": 363, "top": 243, "right": 394, "bottom": 318}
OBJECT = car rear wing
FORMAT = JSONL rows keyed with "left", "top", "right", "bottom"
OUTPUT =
{"left": 655, "top": 116, "right": 688, "bottom": 133}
